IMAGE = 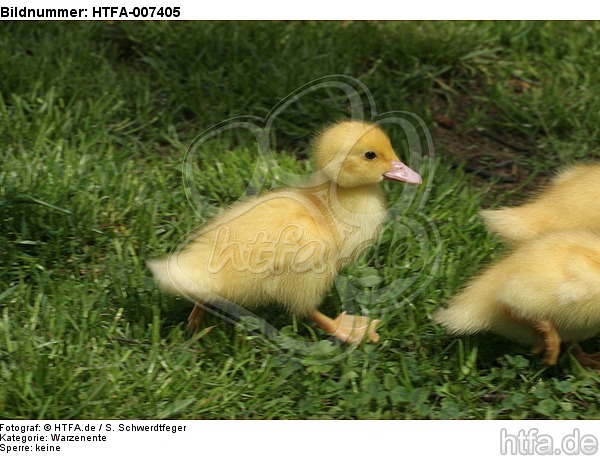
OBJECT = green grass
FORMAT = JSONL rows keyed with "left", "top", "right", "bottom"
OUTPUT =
{"left": 2, "top": 21, "right": 600, "bottom": 419}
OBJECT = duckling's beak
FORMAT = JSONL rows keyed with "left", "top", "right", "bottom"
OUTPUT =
{"left": 383, "top": 161, "right": 422, "bottom": 184}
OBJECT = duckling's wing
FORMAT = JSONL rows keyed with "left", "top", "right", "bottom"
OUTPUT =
{"left": 149, "top": 190, "right": 338, "bottom": 309}
{"left": 204, "top": 191, "right": 337, "bottom": 274}
{"left": 480, "top": 231, "right": 600, "bottom": 342}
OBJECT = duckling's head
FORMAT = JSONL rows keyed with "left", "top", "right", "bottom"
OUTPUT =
{"left": 313, "top": 120, "right": 422, "bottom": 188}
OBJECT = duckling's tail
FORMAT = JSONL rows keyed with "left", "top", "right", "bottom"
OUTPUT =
{"left": 148, "top": 256, "right": 202, "bottom": 297}
{"left": 434, "top": 271, "right": 501, "bottom": 335}
{"left": 147, "top": 258, "right": 180, "bottom": 295}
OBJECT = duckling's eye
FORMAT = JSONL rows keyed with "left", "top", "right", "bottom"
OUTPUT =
{"left": 364, "top": 151, "right": 377, "bottom": 160}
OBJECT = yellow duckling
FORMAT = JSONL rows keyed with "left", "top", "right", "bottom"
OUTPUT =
{"left": 435, "top": 228, "right": 600, "bottom": 367}
{"left": 481, "top": 163, "right": 600, "bottom": 245}
{"left": 149, "top": 120, "right": 422, "bottom": 344}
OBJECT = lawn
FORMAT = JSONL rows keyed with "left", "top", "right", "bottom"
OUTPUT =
{"left": 2, "top": 21, "right": 600, "bottom": 419}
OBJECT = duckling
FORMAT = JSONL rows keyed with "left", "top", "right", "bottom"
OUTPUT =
{"left": 481, "top": 163, "right": 600, "bottom": 245}
{"left": 435, "top": 228, "right": 600, "bottom": 367}
{"left": 149, "top": 120, "right": 422, "bottom": 344}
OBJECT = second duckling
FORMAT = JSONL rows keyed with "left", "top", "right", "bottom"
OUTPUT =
{"left": 435, "top": 228, "right": 600, "bottom": 367}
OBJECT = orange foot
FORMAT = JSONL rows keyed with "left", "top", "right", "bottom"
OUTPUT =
{"left": 310, "top": 310, "right": 380, "bottom": 345}
{"left": 503, "top": 305, "right": 561, "bottom": 365}
{"left": 187, "top": 301, "right": 208, "bottom": 335}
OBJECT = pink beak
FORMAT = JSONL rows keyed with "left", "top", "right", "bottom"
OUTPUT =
{"left": 383, "top": 161, "right": 422, "bottom": 184}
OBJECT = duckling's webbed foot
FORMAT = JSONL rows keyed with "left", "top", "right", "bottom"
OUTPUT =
{"left": 309, "top": 310, "right": 380, "bottom": 345}
{"left": 334, "top": 312, "right": 381, "bottom": 344}
{"left": 570, "top": 344, "right": 600, "bottom": 369}
{"left": 502, "top": 305, "right": 561, "bottom": 365}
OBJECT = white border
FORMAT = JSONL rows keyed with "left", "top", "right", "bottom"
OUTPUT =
{"left": 1, "top": 0, "right": 599, "bottom": 20}
{"left": 2, "top": 420, "right": 600, "bottom": 456}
